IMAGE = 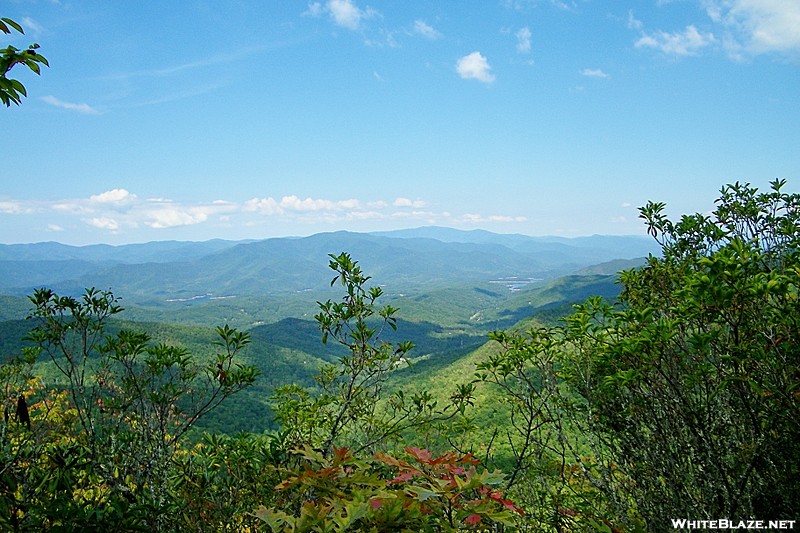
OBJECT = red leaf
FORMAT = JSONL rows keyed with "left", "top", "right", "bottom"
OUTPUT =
{"left": 465, "top": 514, "right": 482, "bottom": 525}
{"left": 405, "top": 446, "right": 433, "bottom": 463}
{"left": 332, "top": 446, "right": 351, "bottom": 463}
{"left": 388, "top": 471, "right": 415, "bottom": 484}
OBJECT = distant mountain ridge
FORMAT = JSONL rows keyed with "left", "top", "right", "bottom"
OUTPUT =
{"left": 0, "top": 228, "right": 659, "bottom": 304}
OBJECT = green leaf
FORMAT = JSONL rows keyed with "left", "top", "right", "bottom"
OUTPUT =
{"left": 1, "top": 17, "right": 24, "bottom": 34}
{"left": 406, "top": 485, "right": 439, "bottom": 502}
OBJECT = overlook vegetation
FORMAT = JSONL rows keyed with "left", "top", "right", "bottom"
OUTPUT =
{"left": 0, "top": 180, "right": 797, "bottom": 530}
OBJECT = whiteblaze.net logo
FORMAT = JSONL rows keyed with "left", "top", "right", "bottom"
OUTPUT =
{"left": 671, "top": 519, "right": 796, "bottom": 530}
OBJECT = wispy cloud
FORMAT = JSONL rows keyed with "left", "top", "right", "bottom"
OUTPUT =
{"left": 41, "top": 95, "right": 100, "bottom": 114}
{"left": 502, "top": 0, "right": 578, "bottom": 11}
{"left": 461, "top": 213, "right": 528, "bottom": 223}
{"left": 635, "top": 25, "right": 715, "bottom": 56}
{"left": 412, "top": 19, "right": 441, "bottom": 40}
{"left": 705, "top": 0, "right": 800, "bottom": 58}
{"left": 456, "top": 52, "right": 495, "bottom": 83}
{"left": 627, "top": 10, "right": 644, "bottom": 31}
{"left": 307, "top": 2, "right": 440, "bottom": 48}
{"left": 0, "top": 201, "right": 33, "bottom": 215}
{"left": 102, "top": 45, "right": 266, "bottom": 81}
{"left": 95, "top": 46, "right": 265, "bottom": 108}
{"left": 516, "top": 27, "right": 532, "bottom": 53}
{"left": 580, "top": 68, "right": 608, "bottom": 78}
{"left": 20, "top": 17, "right": 45, "bottom": 37}
{"left": 306, "top": 0, "right": 378, "bottom": 31}
{"left": 631, "top": 2, "right": 799, "bottom": 60}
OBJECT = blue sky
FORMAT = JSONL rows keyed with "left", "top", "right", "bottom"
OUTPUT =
{"left": 2, "top": 0, "right": 799, "bottom": 245}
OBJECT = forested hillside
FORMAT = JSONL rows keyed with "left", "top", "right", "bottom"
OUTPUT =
{"left": 1, "top": 182, "right": 797, "bottom": 531}
{"left": 0, "top": 242, "right": 624, "bottom": 435}
{"left": 0, "top": 228, "right": 655, "bottom": 301}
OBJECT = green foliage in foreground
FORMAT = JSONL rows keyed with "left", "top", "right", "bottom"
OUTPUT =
{"left": 1, "top": 288, "right": 258, "bottom": 530}
{"left": 1, "top": 17, "right": 48, "bottom": 106}
{"left": 478, "top": 180, "right": 800, "bottom": 529}
{"left": 272, "top": 252, "right": 476, "bottom": 457}
{"left": 256, "top": 445, "right": 523, "bottom": 532}
{"left": 0, "top": 180, "right": 796, "bottom": 531}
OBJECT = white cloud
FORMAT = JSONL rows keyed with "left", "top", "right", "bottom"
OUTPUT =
{"left": 144, "top": 208, "right": 207, "bottom": 229}
{"left": 337, "top": 198, "right": 361, "bottom": 209}
{"left": 2, "top": 190, "right": 528, "bottom": 238}
{"left": 456, "top": 52, "right": 495, "bottom": 83}
{"left": 89, "top": 188, "right": 136, "bottom": 205}
{"left": 630, "top": 2, "right": 799, "bottom": 60}
{"left": 325, "top": 0, "right": 379, "bottom": 30}
{"left": 635, "top": 25, "right": 715, "bottom": 56}
{"left": 142, "top": 203, "right": 234, "bottom": 229}
{"left": 244, "top": 195, "right": 360, "bottom": 214}
{"left": 52, "top": 201, "right": 93, "bottom": 214}
{"left": 413, "top": 20, "right": 441, "bottom": 40}
{"left": 461, "top": 214, "right": 528, "bottom": 223}
{"left": 706, "top": 0, "right": 800, "bottom": 57}
{"left": 281, "top": 195, "right": 334, "bottom": 211}
{"left": 85, "top": 217, "right": 120, "bottom": 231}
{"left": 0, "top": 201, "right": 31, "bottom": 214}
{"left": 328, "top": 0, "right": 361, "bottom": 29}
{"left": 304, "top": 0, "right": 381, "bottom": 34}
{"left": 503, "top": 0, "right": 576, "bottom": 10}
{"left": 280, "top": 195, "right": 361, "bottom": 211}
{"left": 581, "top": 68, "right": 609, "bottom": 78}
{"left": 628, "top": 10, "right": 644, "bottom": 31}
{"left": 305, "top": 2, "right": 324, "bottom": 17}
{"left": 516, "top": 27, "right": 532, "bottom": 53}
{"left": 41, "top": 95, "right": 99, "bottom": 115}
{"left": 490, "top": 215, "right": 528, "bottom": 223}
{"left": 394, "top": 197, "right": 426, "bottom": 208}
{"left": 244, "top": 197, "right": 281, "bottom": 215}
{"left": 345, "top": 210, "right": 383, "bottom": 220}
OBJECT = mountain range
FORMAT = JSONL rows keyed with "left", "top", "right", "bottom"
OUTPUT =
{"left": 0, "top": 227, "right": 658, "bottom": 307}
{"left": 0, "top": 227, "right": 660, "bottom": 433}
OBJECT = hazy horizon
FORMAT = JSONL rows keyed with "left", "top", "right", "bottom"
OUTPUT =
{"left": 0, "top": 224, "right": 657, "bottom": 248}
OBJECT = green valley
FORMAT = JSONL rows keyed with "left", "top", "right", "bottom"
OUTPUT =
{"left": 1, "top": 186, "right": 797, "bottom": 532}
{"left": 1, "top": 228, "right": 634, "bottom": 435}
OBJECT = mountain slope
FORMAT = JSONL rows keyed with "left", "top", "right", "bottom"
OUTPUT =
{"left": 0, "top": 229, "right": 655, "bottom": 306}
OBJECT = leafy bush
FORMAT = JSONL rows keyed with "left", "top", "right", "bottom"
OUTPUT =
{"left": 256, "top": 445, "right": 523, "bottom": 532}
{"left": 272, "top": 252, "right": 475, "bottom": 457}
{"left": 485, "top": 180, "right": 800, "bottom": 529}
{"left": 0, "top": 288, "right": 258, "bottom": 529}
